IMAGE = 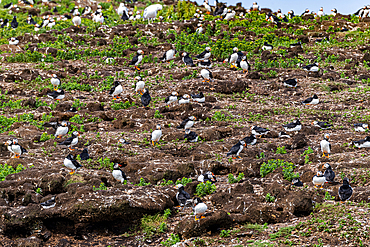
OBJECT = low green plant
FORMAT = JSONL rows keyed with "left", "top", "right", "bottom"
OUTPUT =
{"left": 159, "top": 179, "right": 174, "bottom": 186}
{"left": 260, "top": 159, "right": 299, "bottom": 181}
{"left": 136, "top": 178, "right": 151, "bottom": 186}
{"left": 196, "top": 181, "right": 216, "bottom": 197}
{"left": 111, "top": 101, "right": 135, "bottom": 110}
{"left": 142, "top": 209, "right": 172, "bottom": 240}
{"left": 161, "top": 233, "right": 180, "bottom": 246}
{"left": 176, "top": 177, "right": 192, "bottom": 186}
{"left": 324, "top": 191, "right": 335, "bottom": 200}
{"left": 219, "top": 229, "right": 231, "bottom": 238}
{"left": 276, "top": 146, "right": 287, "bottom": 154}
{"left": 39, "top": 132, "right": 54, "bottom": 142}
{"left": 0, "top": 164, "right": 26, "bottom": 181}
{"left": 93, "top": 182, "right": 107, "bottom": 191}
{"left": 228, "top": 173, "right": 244, "bottom": 184}
{"left": 35, "top": 188, "right": 42, "bottom": 195}
{"left": 265, "top": 193, "right": 275, "bottom": 202}
{"left": 154, "top": 110, "right": 164, "bottom": 119}
{"left": 269, "top": 226, "right": 294, "bottom": 240}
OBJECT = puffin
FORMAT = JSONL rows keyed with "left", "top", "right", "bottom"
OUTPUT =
{"left": 214, "top": 0, "right": 226, "bottom": 16}
{"left": 196, "top": 47, "right": 211, "bottom": 61}
{"left": 109, "top": 81, "right": 123, "bottom": 100}
{"left": 9, "top": 37, "right": 19, "bottom": 45}
{"left": 165, "top": 92, "right": 178, "bottom": 105}
{"left": 119, "top": 138, "right": 131, "bottom": 145}
{"left": 112, "top": 163, "right": 127, "bottom": 183}
{"left": 250, "top": 126, "right": 269, "bottom": 136}
{"left": 301, "top": 9, "right": 310, "bottom": 16}
{"left": 70, "top": 6, "right": 80, "bottom": 16}
{"left": 129, "top": 50, "right": 144, "bottom": 70}
{"left": 302, "top": 62, "right": 319, "bottom": 72}
{"left": 354, "top": 6, "right": 366, "bottom": 17}
{"left": 160, "top": 49, "right": 177, "bottom": 62}
{"left": 47, "top": 89, "right": 65, "bottom": 101}
{"left": 4, "top": 3, "right": 13, "bottom": 9}
{"left": 50, "top": 74, "right": 61, "bottom": 91}
{"left": 82, "top": 6, "right": 91, "bottom": 16}
{"left": 290, "top": 41, "right": 301, "bottom": 48}
{"left": 312, "top": 171, "right": 326, "bottom": 188}
{"left": 224, "top": 9, "right": 235, "bottom": 21}
{"left": 276, "top": 9, "right": 284, "bottom": 19}
{"left": 43, "top": 120, "right": 69, "bottom": 138}
{"left": 223, "top": 47, "right": 239, "bottom": 68}
{"left": 104, "top": 56, "right": 115, "bottom": 64}
{"left": 195, "top": 23, "right": 203, "bottom": 34}
{"left": 79, "top": 148, "right": 89, "bottom": 160}
{"left": 283, "top": 119, "right": 302, "bottom": 132}
{"left": 287, "top": 10, "right": 294, "bottom": 19}
{"left": 278, "top": 131, "right": 291, "bottom": 138}
{"left": 175, "top": 184, "right": 192, "bottom": 207}
{"left": 40, "top": 196, "right": 56, "bottom": 209}
{"left": 58, "top": 131, "right": 80, "bottom": 151}
{"left": 291, "top": 178, "right": 303, "bottom": 187}
{"left": 317, "top": 7, "right": 324, "bottom": 17}
{"left": 283, "top": 78, "right": 297, "bottom": 88}
{"left": 121, "top": 11, "right": 129, "bottom": 21}
{"left": 64, "top": 154, "right": 82, "bottom": 174}
{"left": 320, "top": 133, "right": 331, "bottom": 158}
{"left": 197, "top": 59, "right": 212, "bottom": 68}
{"left": 203, "top": 0, "right": 212, "bottom": 14}
{"left": 200, "top": 69, "right": 213, "bottom": 82}
{"left": 134, "top": 76, "right": 145, "bottom": 95}
{"left": 331, "top": 8, "right": 338, "bottom": 16}
{"left": 181, "top": 52, "right": 194, "bottom": 67}
{"left": 143, "top": 4, "right": 163, "bottom": 20}
{"left": 353, "top": 136, "right": 370, "bottom": 148}
{"left": 252, "top": 2, "right": 259, "bottom": 11}
{"left": 9, "top": 139, "right": 27, "bottom": 158}
{"left": 193, "top": 197, "right": 208, "bottom": 221}
{"left": 178, "top": 94, "right": 190, "bottom": 104}
{"left": 184, "top": 129, "right": 198, "bottom": 142}
{"left": 4, "top": 140, "right": 15, "bottom": 158}
{"left": 191, "top": 92, "right": 205, "bottom": 103}
{"left": 141, "top": 89, "right": 151, "bottom": 108}
{"left": 354, "top": 123, "right": 368, "bottom": 132}
{"left": 10, "top": 16, "right": 18, "bottom": 29}
{"left": 72, "top": 12, "right": 81, "bottom": 27}
{"left": 313, "top": 121, "right": 332, "bottom": 130}
{"left": 302, "top": 94, "right": 319, "bottom": 105}
{"left": 262, "top": 42, "right": 273, "bottom": 51}
{"left": 1, "top": 19, "right": 9, "bottom": 28}
{"left": 151, "top": 124, "right": 162, "bottom": 146}
{"left": 338, "top": 178, "right": 353, "bottom": 203}
{"left": 242, "top": 134, "right": 257, "bottom": 146}
{"left": 117, "top": 3, "right": 128, "bottom": 16}
{"left": 323, "top": 163, "right": 335, "bottom": 183}
{"left": 227, "top": 140, "right": 246, "bottom": 159}
{"left": 177, "top": 116, "right": 196, "bottom": 130}
{"left": 198, "top": 171, "right": 216, "bottom": 183}
{"left": 239, "top": 56, "right": 250, "bottom": 73}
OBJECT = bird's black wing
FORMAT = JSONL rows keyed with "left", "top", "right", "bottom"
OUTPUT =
{"left": 227, "top": 143, "right": 239, "bottom": 156}
{"left": 189, "top": 131, "right": 197, "bottom": 139}
{"left": 58, "top": 137, "right": 73, "bottom": 145}
{"left": 354, "top": 8, "right": 362, "bottom": 15}
{"left": 141, "top": 93, "right": 151, "bottom": 107}
{"left": 339, "top": 186, "right": 352, "bottom": 200}
{"left": 196, "top": 50, "right": 207, "bottom": 59}
{"left": 302, "top": 97, "right": 313, "bottom": 104}
{"left": 208, "top": 70, "right": 213, "bottom": 79}
{"left": 4, "top": 3, "right": 11, "bottom": 8}
{"left": 72, "top": 159, "right": 82, "bottom": 168}
{"left": 160, "top": 51, "right": 167, "bottom": 61}
{"left": 177, "top": 119, "right": 188, "bottom": 129}
{"left": 21, "top": 146, "right": 27, "bottom": 153}
{"left": 109, "top": 85, "right": 116, "bottom": 95}
{"left": 121, "top": 12, "right": 129, "bottom": 21}
{"left": 80, "top": 149, "right": 89, "bottom": 160}
{"left": 129, "top": 54, "right": 139, "bottom": 65}
{"left": 43, "top": 122, "right": 59, "bottom": 130}
{"left": 164, "top": 95, "right": 171, "bottom": 103}
{"left": 283, "top": 122, "right": 295, "bottom": 128}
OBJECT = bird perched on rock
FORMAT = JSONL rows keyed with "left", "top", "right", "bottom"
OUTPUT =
{"left": 9, "top": 37, "right": 19, "bottom": 45}
{"left": 195, "top": 23, "right": 203, "bottom": 34}
{"left": 175, "top": 184, "right": 192, "bottom": 207}
{"left": 143, "top": 4, "right": 163, "bottom": 20}
{"left": 40, "top": 196, "right": 56, "bottom": 209}
{"left": 252, "top": 2, "right": 259, "bottom": 11}
{"left": 313, "top": 121, "right": 332, "bottom": 130}
{"left": 242, "top": 134, "right": 257, "bottom": 146}
{"left": 160, "top": 48, "right": 177, "bottom": 62}
{"left": 11, "top": 16, "right": 18, "bottom": 29}
{"left": 291, "top": 178, "right": 303, "bottom": 187}
{"left": 278, "top": 131, "right": 291, "bottom": 138}
{"left": 224, "top": 9, "right": 235, "bottom": 21}
{"left": 193, "top": 197, "right": 207, "bottom": 221}
{"left": 151, "top": 124, "right": 162, "bottom": 146}
{"left": 177, "top": 116, "right": 196, "bottom": 130}
{"left": 312, "top": 171, "right": 326, "bottom": 188}
{"left": 5, "top": 139, "right": 27, "bottom": 158}
{"left": 200, "top": 69, "right": 213, "bottom": 82}
{"left": 191, "top": 92, "right": 205, "bottom": 103}
{"left": 165, "top": 92, "right": 178, "bottom": 105}
{"left": 64, "top": 154, "right": 82, "bottom": 175}
{"left": 134, "top": 76, "right": 145, "bottom": 95}
{"left": 178, "top": 94, "right": 190, "bottom": 104}
{"left": 4, "top": 140, "right": 15, "bottom": 158}
{"left": 227, "top": 140, "right": 246, "bottom": 159}
{"left": 353, "top": 136, "right": 370, "bottom": 148}
{"left": 302, "top": 62, "right": 319, "bottom": 72}
{"left": 129, "top": 50, "right": 144, "bottom": 71}
{"left": 109, "top": 81, "right": 123, "bottom": 100}
{"left": 43, "top": 120, "right": 69, "bottom": 138}
{"left": 117, "top": 3, "right": 128, "bottom": 16}
{"left": 302, "top": 94, "right": 319, "bottom": 105}
{"left": 317, "top": 7, "right": 324, "bottom": 17}
{"left": 239, "top": 56, "right": 250, "bottom": 74}
{"left": 50, "top": 74, "right": 61, "bottom": 91}
{"left": 323, "top": 163, "right": 335, "bottom": 183}
{"left": 82, "top": 6, "right": 91, "bottom": 16}
{"left": 141, "top": 89, "right": 151, "bottom": 108}
{"left": 320, "top": 133, "right": 331, "bottom": 158}
{"left": 283, "top": 78, "right": 297, "bottom": 88}
{"left": 72, "top": 12, "right": 81, "bottom": 27}
{"left": 262, "top": 42, "right": 273, "bottom": 51}
{"left": 354, "top": 123, "right": 368, "bottom": 132}
{"left": 58, "top": 131, "right": 80, "bottom": 151}
{"left": 112, "top": 163, "right": 127, "bottom": 183}
{"left": 184, "top": 129, "right": 198, "bottom": 142}
{"left": 282, "top": 119, "right": 302, "bottom": 132}
{"left": 223, "top": 47, "right": 239, "bottom": 68}
{"left": 203, "top": 0, "right": 212, "bottom": 14}
{"left": 198, "top": 171, "right": 216, "bottom": 183}
{"left": 250, "top": 126, "right": 269, "bottom": 136}
{"left": 181, "top": 52, "right": 194, "bottom": 67}
{"left": 119, "top": 138, "right": 130, "bottom": 145}
{"left": 196, "top": 47, "right": 211, "bottom": 61}
{"left": 70, "top": 6, "right": 79, "bottom": 16}
{"left": 198, "top": 59, "right": 212, "bottom": 68}
{"left": 79, "top": 148, "right": 89, "bottom": 160}
{"left": 338, "top": 177, "right": 353, "bottom": 203}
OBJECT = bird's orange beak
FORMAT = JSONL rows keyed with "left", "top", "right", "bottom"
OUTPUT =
{"left": 118, "top": 164, "right": 122, "bottom": 167}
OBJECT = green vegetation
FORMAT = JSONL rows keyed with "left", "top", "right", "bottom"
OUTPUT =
{"left": 93, "top": 182, "right": 107, "bottom": 191}
{"left": 136, "top": 178, "right": 151, "bottom": 186}
{"left": 196, "top": 181, "right": 217, "bottom": 197}
{"left": 228, "top": 173, "right": 244, "bottom": 183}
{"left": 265, "top": 193, "right": 275, "bottom": 203}
{"left": 176, "top": 177, "right": 192, "bottom": 186}
{"left": 142, "top": 209, "right": 171, "bottom": 240}
{"left": 0, "top": 164, "right": 26, "bottom": 181}
{"left": 260, "top": 159, "right": 299, "bottom": 181}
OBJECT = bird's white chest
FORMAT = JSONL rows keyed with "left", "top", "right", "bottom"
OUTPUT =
{"left": 136, "top": 55, "right": 143, "bottom": 65}
{"left": 167, "top": 50, "right": 175, "bottom": 60}
{"left": 240, "top": 61, "right": 249, "bottom": 70}
{"left": 320, "top": 140, "right": 330, "bottom": 152}
{"left": 56, "top": 126, "right": 68, "bottom": 136}
{"left": 230, "top": 53, "right": 238, "bottom": 63}
{"left": 312, "top": 176, "right": 326, "bottom": 185}
{"left": 194, "top": 203, "right": 207, "bottom": 215}
{"left": 151, "top": 130, "right": 162, "bottom": 141}
{"left": 72, "top": 16, "right": 81, "bottom": 25}
{"left": 112, "top": 170, "right": 124, "bottom": 181}
{"left": 185, "top": 120, "right": 194, "bottom": 129}
{"left": 179, "top": 98, "right": 190, "bottom": 104}
{"left": 201, "top": 70, "right": 210, "bottom": 78}
{"left": 71, "top": 137, "right": 78, "bottom": 146}
{"left": 311, "top": 98, "right": 319, "bottom": 104}
{"left": 51, "top": 78, "right": 60, "bottom": 86}
{"left": 64, "top": 158, "right": 74, "bottom": 169}
{"left": 135, "top": 81, "right": 145, "bottom": 91}
{"left": 168, "top": 96, "right": 177, "bottom": 104}
{"left": 11, "top": 144, "right": 21, "bottom": 153}
{"left": 113, "top": 85, "right": 123, "bottom": 95}
{"left": 236, "top": 145, "right": 243, "bottom": 155}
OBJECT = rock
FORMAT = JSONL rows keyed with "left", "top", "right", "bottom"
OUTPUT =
{"left": 40, "top": 174, "right": 66, "bottom": 195}
{"left": 215, "top": 80, "right": 249, "bottom": 94}
{"left": 0, "top": 44, "right": 23, "bottom": 52}
{"left": 363, "top": 53, "right": 370, "bottom": 63}
{"left": 112, "top": 117, "right": 135, "bottom": 129}
{"left": 86, "top": 102, "right": 104, "bottom": 112}
{"left": 291, "top": 134, "right": 307, "bottom": 149}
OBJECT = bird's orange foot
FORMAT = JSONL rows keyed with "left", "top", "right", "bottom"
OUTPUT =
{"left": 206, "top": 11, "right": 210, "bottom": 15}
{"left": 238, "top": 156, "right": 242, "bottom": 159}
{"left": 232, "top": 157, "right": 236, "bottom": 159}
{"left": 69, "top": 170, "right": 75, "bottom": 175}
{"left": 200, "top": 216, "right": 206, "bottom": 219}
{"left": 195, "top": 216, "right": 200, "bottom": 221}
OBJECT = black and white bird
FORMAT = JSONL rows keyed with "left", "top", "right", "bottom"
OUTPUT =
{"left": 64, "top": 154, "right": 82, "bottom": 174}
{"left": 313, "top": 121, "right": 332, "bottom": 130}
{"left": 338, "top": 178, "right": 353, "bottom": 203}
{"left": 1, "top": 19, "right": 9, "bottom": 28}
{"left": 6, "top": 139, "right": 27, "bottom": 158}
{"left": 178, "top": 94, "right": 190, "bottom": 104}
{"left": 320, "top": 133, "right": 331, "bottom": 158}
{"left": 177, "top": 116, "right": 196, "bottom": 130}
{"left": 198, "top": 171, "right": 216, "bottom": 183}
{"left": 70, "top": 6, "right": 80, "bottom": 16}
{"left": 196, "top": 47, "right": 211, "bottom": 61}
{"left": 290, "top": 41, "right": 301, "bottom": 48}
{"left": 4, "top": 140, "right": 15, "bottom": 158}
{"left": 141, "top": 89, "right": 151, "bottom": 108}
{"left": 175, "top": 184, "right": 192, "bottom": 207}
{"left": 191, "top": 92, "right": 205, "bottom": 103}
{"left": 160, "top": 49, "right": 177, "bottom": 62}
{"left": 223, "top": 47, "right": 239, "bottom": 68}
{"left": 10, "top": 16, "right": 18, "bottom": 29}
{"left": 104, "top": 56, "right": 115, "bottom": 64}
{"left": 250, "top": 126, "right": 269, "bottom": 136}
{"left": 302, "top": 62, "right": 319, "bottom": 72}
{"left": 291, "top": 178, "right": 303, "bottom": 187}
{"left": 4, "top": 3, "right": 13, "bottom": 9}
{"left": 47, "top": 89, "right": 65, "bottom": 101}
{"left": 43, "top": 120, "right": 69, "bottom": 138}
{"left": 181, "top": 52, "right": 194, "bottom": 67}
{"left": 317, "top": 7, "right": 324, "bottom": 17}
{"left": 9, "top": 37, "right": 19, "bottom": 45}
{"left": 184, "top": 129, "right": 198, "bottom": 142}
{"left": 354, "top": 123, "right": 369, "bottom": 132}
{"left": 66, "top": 107, "right": 77, "bottom": 113}
{"left": 58, "top": 131, "right": 80, "bottom": 151}
{"left": 287, "top": 10, "right": 295, "bottom": 19}
{"left": 72, "top": 12, "right": 81, "bottom": 27}
{"left": 200, "top": 69, "right": 213, "bottom": 82}
{"left": 242, "top": 134, "right": 257, "bottom": 146}
{"left": 112, "top": 163, "right": 127, "bottom": 183}
{"left": 134, "top": 76, "right": 145, "bottom": 95}
{"left": 322, "top": 163, "right": 335, "bottom": 183}
{"left": 302, "top": 94, "right": 319, "bottom": 105}
{"left": 165, "top": 92, "right": 178, "bottom": 105}
{"left": 50, "top": 74, "right": 61, "bottom": 91}
{"left": 282, "top": 119, "right": 302, "bottom": 132}
{"left": 278, "top": 131, "right": 291, "bottom": 138}
{"left": 109, "top": 81, "right": 123, "bottom": 100}
{"left": 129, "top": 50, "right": 144, "bottom": 70}
{"left": 197, "top": 59, "right": 212, "bottom": 68}
{"left": 239, "top": 56, "right": 250, "bottom": 73}
{"left": 151, "top": 124, "right": 162, "bottom": 146}
{"left": 117, "top": 3, "right": 128, "bottom": 16}
{"left": 227, "top": 140, "right": 246, "bottom": 159}
{"left": 82, "top": 6, "right": 91, "bottom": 16}
{"left": 312, "top": 171, "right": 326, "bottom": 188}
{"left": 119, "top": 138, "right": 131, "bottom": 145}
{"left": 40, "top": 196, "right": 56, "bottom": 209}
{"left": 353, "top": 136, "right": 370, "bottom": 148}
{"left": 121, "top": 11, "right": 129, "bottom": 21}
{"left": 80, "top": 148, "right": 89, "bottom": 160}
{"left": 262, "top": 42, "right": 273, "bottom": 51}
{"left": 283, "top": 78, "right": 297, "bottom": 88}
{"left": 193, "top": 197, "right": 208, "bottom": 221}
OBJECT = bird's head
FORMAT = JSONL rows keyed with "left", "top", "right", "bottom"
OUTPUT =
{"left": 12, "top": 138, "right": 18, "bottom": 145}
{"left": 189, "top": 116, "right": 196, "bottom": 121}
{"left": 291, "top": 178, "right": 299, "bottom": 185}
{"left": 175, "top": 183, "right": 184, "bottom": 190}
{"left": 172, "top": 92, "right": 178, "bottom": 96}
{"left": 4, "top": 140, "right": 12, "bottom": 146}
{"left": 312, "top": 121, "right": 317, "bottom": 125}
{"left": 206, "top": 46, "right": 211, "bottom": 51}
{"left": 250, "top": 126, "right": 255, "bottom": 130}
{"left": 185, "top": 129, "right": 190, "bottom": 134}
{"left": 73, "top": 131, "right": 80, "bottom": 137}
{"left": 181, "top": 52, "right": 187, "bottom": 57}
{"left": 343, "top": 177, "right": 349, "bottom": 185}
{"left": 233, "top": 47, "right": 238, "bottom": 52}
{"left": 138, "top": 50, "right": 144, "bottom": 55}
{"left": 320, "top": 7, "right": 323, "bottom": 11}
{"left": 364, "top": 124, "right": 369, "bottom": 129}
{"left": 322, "top": 163, "right": 331, "bottom": 169}
{"left": 156, "top": 124, "right": 161, "bottom": 130}
{"left": 324, "top": 133, "right": 329, "bottom": 140}
{"left": 240, "top": 140, "right": 246, "bottom": 147}
{"left": 316, "top": 171, "right": 323, "bottom": 176}
{"left": 61, "top": 121, "right": 68, "bottom": 127}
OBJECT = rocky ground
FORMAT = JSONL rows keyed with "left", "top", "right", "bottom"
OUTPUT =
{"left": 0, "top": 0, "right": 370, "bottom": 246}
